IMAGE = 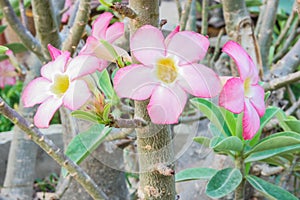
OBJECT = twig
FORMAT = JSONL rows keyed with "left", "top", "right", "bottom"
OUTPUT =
{"left": 201, "top": 0, "right": 209, "bottom": 35}
{"left": 264, "top": 71, "right": 300, "bottom": 91}
{"left": 0, "top": 0, "right": 44, "bottom": 61}
{"left": 273, "top": 19, "right": 299, "bottom": 63}
{"left": 105, "top": 128, "right": 134, "bottom": 141}
{"left": 0, "top": 97, "right": 108, "bottom": 200}
{"left": 111, "top": 2, "right": 137, "bottom": 19}
{"left": 19, "top": 0, "right": 28, "bottom": 30}
{"left": 210, "top": 28, "right": 224, "bottom": 66}
{"left": 31, "top": 0, "right": 61, "bottom": 60}
{"left": 280, "top": 157, "right": 299, "bottom": 189}
{"left": 285, "top": 98, "right": 300, "bottom": 116}
{"left": 257, "top": 0, "right": 279, "bottom": 70}
{"left": 255, "top": 0, "right": 266, "bottom": 36}
{"left": 271, "top": 38, "right": 300, "bottom": 77}
{"left": 62, "top": 0, "right": 91, "bottom": 54}
{"left": 175, "top": 0, "right": 182, "bottom": 21}
{"left": 274, "top": 0, "right": 297, "bottom": 49}
{"left": 179, "top": 0, "right": 192, "bottom": 31}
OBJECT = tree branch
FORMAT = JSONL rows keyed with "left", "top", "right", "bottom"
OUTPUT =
{"left": 0, "top": 0, "right": 44, "bottom": 61}
{"left": 179, "top": 0, "right": 192, "bottom": 31}
{"left": 263, "top": 71, "right": 300, "bottom": 91}
{"left": 62, "top": 0, "right": 91, "bottom": 54}
{"left": 0, "top": 98, "right": 108, "bottom": 200}
{"left": 32, "top": 0, "right": 61, "bottom": 60}
{"left": 201, "top": 0, "right": 209, "bottom": 35}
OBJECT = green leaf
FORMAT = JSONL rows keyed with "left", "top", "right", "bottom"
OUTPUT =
{"left": 235, "top": 113, "right": 243, "bottom": 140}
{"left": 100, "top": 39, "right": 124, "bottom": 67}
{"left": 210, "top": 136, "right": 243, "bottom": 153}
{"left": 102, "top": 104, "right": 111, "bottom": 122}
{"left": 71, "top": 110, "right": 101, "bottom": 123}
{"left": 206, "top": 168, "right": 242, "bottom": 198}
{"left": 0, "top": 45, "right": 8, "bottom": 54}
{"left": 5, "top": 43, "right": 27, "bottom": 53}
{"left": 245, "top": 131, "right": 300, "bottom": 156}
{"left": 244, "top": 143, "right": 300, "bottom": 163}
{"left": 190, "top": 98, "right": 230, "bottom": 136}
{"left": 249, "top": 106, "right": 280, "bottom": 146}
{"left": 220, "top": 107, "right": 236, "bottom": 136}
{"left": 246, "top": 175, "right": 298, "bottom": 200}
{"left": 63, "top": 124, "right": 111, "bottom": 177}
{"left": 193, "top": 136, "right": 210, "bottom": 147}
{"left": 175, "top": 168, "right": 217, "bottom": 182}
{"left": 0, "top": 25, "right": 7, "bottom": 34}
{"left": 283, "top": 119, "right": 300, "bottom": 133}
{"left": 98, "top": 69, "right": 114, "bottom": 99}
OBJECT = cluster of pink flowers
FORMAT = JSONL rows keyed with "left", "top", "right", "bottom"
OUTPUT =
{"left": 22, "top": 12, "right": 265, "bottom": 140}
{"left": 0, "top": 50, "right": 18, "bottom": 88}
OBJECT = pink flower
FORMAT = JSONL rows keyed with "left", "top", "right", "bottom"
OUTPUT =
{"left": 113, "top": 25, "right": 221, "bottom": 124}
{"left": 0, "top": 50, "right": 17, "bottom": 88}
{"left": 22, "top": 45, "right": 100, "bottom": 128}
{"left": 80, "top": 12, "right": 130, "bottom": 70}
{"left": 219, "top": 41, "right": 266, "bottom": 140}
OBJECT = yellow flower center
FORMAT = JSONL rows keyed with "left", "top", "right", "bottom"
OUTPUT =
{"left": 156, "top": 57, "right": 178, "bottom": 84}
{"left": 50, "top": 74, "right": 70, "bottom": 97}
{"left": 244, "top": 77, "right": 251, "bottom": 97}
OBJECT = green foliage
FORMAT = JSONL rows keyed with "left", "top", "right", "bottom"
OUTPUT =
{"left": 206, "top": 168, "right": 242, "bottom": 198}
{"left": 175, "top": 168, "right": 217, "bottom": 182}
{"left": 246, "top": 175, "right": 298, "bottom": 200}
{"left": 0, "top": 81, "right": 23, "bottom": 132}
{"left": 97, "top": 69, "right": 119, "bottom": 104}
{"left": 210, "top": 136, "right": 244, "bottom": 153}
{"left": 62, "top": 124, "right": 111, "bottom": 177}
{"left": 34, "top": 173, "right": 58, "bottom": 193}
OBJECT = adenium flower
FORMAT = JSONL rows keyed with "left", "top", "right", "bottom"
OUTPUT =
{"left": 219, "top": 41, "right": 266, "bottom": 140}
{"left": 22, "top": 45, "right": 100, "bottom": 128}
{"left": 0, "top": 50, "right": 18, "bottom": 88}
{"left": 80, "top": 12, "right": 130, "bottom": 70}
{"left": 114, "top": 25, "right": 221, "bottom": 124}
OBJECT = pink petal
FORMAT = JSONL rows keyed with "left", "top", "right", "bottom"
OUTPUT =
{"left": 80, "top": 36, "right": 130, "bottom": 68}
{"left": 22, "top": 77, "right": 51, "bottom": 107}
{"left": 47, "top": 44, "right": 65, "bottom": 60}
{"left": 92, "top": 12, "right": 113, "bottom": 40}
{"left": 130, "top": 25, "right": 166, "bottom": 65}
{"left": 114, "top": 64, "right": 158, "bottom": 100}
{"left": 106, "top": 22, "right": 124, "bottom": 43}
{"left": 165, "top": 26, "right": 180, "bottom": 46}
{"left": 147, "top": 84, "right": 187, "bottom": 124}
{"left": 222, "top": 41, "right": 258, "bottom": 83}
{"left": 219, "top": 77, "right": 245, "bottom": 114}
{"left": 66, "top": 55, "right": 100, "bottom": 80}
{"left": 167, "top": 31, "right": 209, "bottom": 65}
{"left": 41, "top": 53, "right": 69, "bottom": 81}
{"left": 4, "top": 77, "right": 16, "bottom": 86}
{"left": 63, "top": 80, "right": 91, "bottom": 110}
{"left": 177, "top": 63, "right": 221, "bottom": 98}
{"left": 34, "top": 97, "right": 63, "bottom": 128}
{"left": 243, "top": 99, "right": 260, "bottom": 140}
{"left": 249, "top": 85, "right": 265, "bottom": 117}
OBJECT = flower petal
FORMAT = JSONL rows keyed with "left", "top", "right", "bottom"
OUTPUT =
{"left": 243, "top": 99, "right": 260, "bottom": 140}
{"left": 222, "top": 41, "right": 258, "bottom": 82}
{"left": 167, "top": 31, "right": 209, "bottom": 65}
{"left": 22, "top": 77, "right": 51, "bottom": 107}
{"left": 177, "top": 63, "right": 221, "bottom": 98}
{"left": 41, "top": 53, "right": 69, "bottom": 81}
{"left": 47, "top": 44, "right": 65, "bottom": 60}
{"left": 106, "top": 22, "right": 124, "bottom": 43}
{"left": 34, "top": 97, "right": 63, "bottom": 128}
{"left": 131, "top": 25, "right": 166, "bottom": 65}
{"left": 63, "top": 80, "right": 91, "bottom": 110}
{"left": 249, "top": 85, "right": 265, "bottom": 117}
{"left": 219, "top": 77, "right": 245, "bottom": 114}
{"left": 165, "top": 26, "right": 180, "bottom": 46}
{"left": 114, "top": 64, "right": 158, "bottom": 100}
{"left": 66, "top": 55, "right": 100, "bottom": 80}
{"left": 147, "top": 84, "right": 187, "bottom": 124}
{"left": 92, "top": 12, "right": 113, "bottom": 39}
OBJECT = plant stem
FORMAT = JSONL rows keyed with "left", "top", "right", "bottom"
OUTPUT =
{"left": 201, "top": 0, "right": 209, "bottom": 35}
{"left": 129, "top": 0, "right": 176, "bottom": 199}
{"left": 234, "top": 155, "right": 245, "bottom": 200}
{"left": 0, "top": 97, "right": 108, "bottom": 200}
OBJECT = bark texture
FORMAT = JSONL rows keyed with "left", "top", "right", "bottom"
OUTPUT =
{"left": 129, "top": 1, "right": 176, "bottom": 199}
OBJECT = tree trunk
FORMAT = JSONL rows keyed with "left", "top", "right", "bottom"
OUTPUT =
{"left": 129, "top": 1, "right": 176, "bottom": 199}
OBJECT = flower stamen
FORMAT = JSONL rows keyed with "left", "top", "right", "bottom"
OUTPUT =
{"left": 156, "top": 57, "right": 177, "bottom": 83}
